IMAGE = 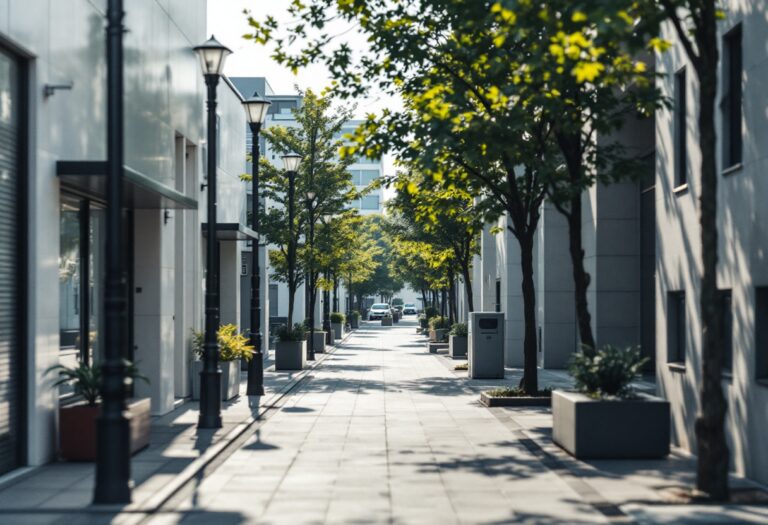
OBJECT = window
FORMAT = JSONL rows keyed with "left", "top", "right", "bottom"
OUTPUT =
{"left": 347, "top": 169, "right": 361, "bottom": 185}
{"left": 674, "top": 67, "right": 687, "bottom": 187}
{"left": 361, "top": 195, "right": 380, "bottom": 210}
{"left": 360, "top": 170, "right": 379, "bottom": 185}
{"left": 720, "top": 290, "right": 733, "bottom": 372}
{"left": 347, "top": 199, "right": 361, "bottom": 209}
{"left": 667, "top": 291, "right": 686, "bottom": 364}
{"left": 756, "top": 287, "right": 768, "bottom": 381}
{"left": 722, "top": 24, "right": 743, "bottom": 169}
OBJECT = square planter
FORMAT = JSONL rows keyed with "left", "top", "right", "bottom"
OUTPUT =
{"left": 190, "top": 359, "right": 241, "bottom": 401}
{"left": 350, "top": 317, "right": 360, "bottom": 329}
{"left": 305, "top": 331, "right": 326, "bottom": 354}
{"left": 331, "top": 322, "right": 344, "bottom": 340}
{"left": 480, "top": 392, "right": 551, "bottom": 407}
{"left": 381, "top": 317, "right": 393, "bottom": 327}
{"left": 431, "top": 328, "right": 448, "bottom": 342}
{"left": 449, "top": 335, "right": 468, "bottom": 358}
{"left": 59, "top": 397, "right": 151, "bottom": 461}
{"left": 275, "top": 340, "right": 306, "bottom": 370}
{"left": 552, "top": 390, "right": 670, "bottom": 459}
{"left": 428, "top": 342, "right": 449, "bottom": 353}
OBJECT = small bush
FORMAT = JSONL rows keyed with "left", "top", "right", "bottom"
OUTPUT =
{"left": 485, "top": 387, "right": 553, "bottom": 398}
{"left": 450, "top": 323, "right": 468, "bottom": 337}
{"left": 424, "top": 306, "right": 439, "bottom": 319}
{"left": 277, "top": 323, "right": 306, "bottom": 342}
{"left": 330, "top": 312, "right": 345, "bottom": 323}
{"left": 429, "top": 316, "right": 450, "bottom": 330}
{"left": 569, "top": 345, "right": 648, "bottom": 398}
{"left": 418, "top": 315, "right": 429, "bottom": 329}
{"left": 192, "top": 324, "right": 254, "bottom": 362}
{"left": 454, "top": 362, "right": 468, "bottom": 371}
{"left": 349, "top": 310, "right": 361, "bottom": 320}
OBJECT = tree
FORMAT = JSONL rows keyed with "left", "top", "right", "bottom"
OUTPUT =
{"left": 253, "top": 89, "right": 355, "bottom": 325}
{"left": 651, "top": 0, "right": 728, "bottom": 501}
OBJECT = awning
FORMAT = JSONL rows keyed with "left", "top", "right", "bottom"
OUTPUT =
{"left": 201, "top": 222, "right": 258, "bottom": 241}
{"left": 57, "top": 161, "right": 198, "bottom": 209}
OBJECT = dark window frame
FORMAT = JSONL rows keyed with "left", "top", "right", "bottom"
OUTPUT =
{"left": 721, "top": 23, "right": 743, "bottom": 170}
{"left": 674, "top": 67, "right": 688, "bottom": 187}
{"left": 667, "top": 291, "right": 686, "bottom": 365}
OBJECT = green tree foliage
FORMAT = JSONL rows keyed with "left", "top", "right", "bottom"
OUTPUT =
{"left": 249, "top": 89, "right": 356, "bottom": 325}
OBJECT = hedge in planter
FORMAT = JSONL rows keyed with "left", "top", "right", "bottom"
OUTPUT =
{"left": 276, "top": 323, "right": 307, "bottom": 370}
{"left": 349, "top": 310, "right": 361, "bottom": 329}
{"left": 47, "top": 361, "right": 150, "bottom": 461}
{"left": 191, "top": 324, "right": 253, "bottom": 401}
{"left": 552, "top": 345, "right": 670, "bottom": 459}
{"left": 449, "top": 323, "right": 468, "bottom": 358}
{"left": 330, "top": 312, "right": 345, "bottom": 340}
{"left": 429, "top": 316, "right": 450, "bottom": 342}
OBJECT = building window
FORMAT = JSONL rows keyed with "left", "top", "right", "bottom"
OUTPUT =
{"left": 361, "top": 195, "right": 379, "bottom": 210}
{"left": 721, "top": 24, "right": 743, "bottom": 170}
{"left": 720, "top": 290, "right": 733, "bottom": 372}
{"left": 360, "top": 170, "right": 379, "bottom": 185}
{"left": 348, "top": 169, "right": 361, "bottom": 185}
{"left": 674, "top": 67, "right": 687, "bottom": 187}
{"left": 756, "top": 287, "right": 768, "bottom": 381}
{"left": 667, "top": 291, "right": 686, "bottom": 364}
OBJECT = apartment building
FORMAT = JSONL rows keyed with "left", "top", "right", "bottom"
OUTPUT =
{"left": 0, "top": 0, "right": 248, "bottom": 477}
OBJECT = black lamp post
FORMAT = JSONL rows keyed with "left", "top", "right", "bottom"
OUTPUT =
{"left": 195, "top": 35, "right": 231, "bottom": 429}
{"left": 94, "top": 0, "right": 131, "bottom": 504}
{"left": 305, "top": 191, "right": 317, "bottom": 361}
{"left": 242, "top": 92, "right": 271, "bottom": 396}
{"left": 282, "top": 153, "right": 303, "bottom": 329}
{"left": 320, "top": 214, "right": 334, "bottom": 344}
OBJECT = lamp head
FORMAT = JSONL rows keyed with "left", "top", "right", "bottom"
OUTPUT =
{"left": 243, "top": 91, "right": 271, "bottom": 126}
{"left": 194, "top": 35, "right": 232, "bottom": 76}
{"left": 281, "top": 152, "right": 303, "bottom": 172}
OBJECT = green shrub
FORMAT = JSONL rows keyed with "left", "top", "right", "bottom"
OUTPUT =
{"left": 277, "top": 323, "right": 306, "bottom": 342}
{"left": 450, "top": 323, "right": 468, "bottom": 337}
{"left": 424, "top": 306, "right": 439, "bottom": 319}
{"left": 349, "top": 310, "right": 361, "bottom": 320}
{"left": 330, "top": 312, "right": 345, "bottom": 323}
{"left": 192, "top": 324, "right": 254, "bottom": 362}
{"left": 569, "top": 345, "right": 648, "bottom": 398}
{"left": 485, "top": 387, "right": 553, "bottom": 398}
{"left": 429, "top": 316, "right": 450, "bottom": 330}
{"left": 418, "top": 315, "right": 429, "bottom": 329}
{"left": 46, "top": 360, "right": 148, "bottom": 407}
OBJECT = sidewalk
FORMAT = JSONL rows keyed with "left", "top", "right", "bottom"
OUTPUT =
{"left": 0, "top": 331, "right": 351, "bottom": 522}
{"left": 144, "top": 319, "right": 767, "bottom": 525}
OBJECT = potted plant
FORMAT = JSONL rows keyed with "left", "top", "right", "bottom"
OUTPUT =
{"left": 330, "top": 312, "right": 345, "bottom": 340}
{"left": 417, "top": 314, "right": 429, "bottom": 333}
{"left": 305, "top": 325, "right": 326, "bottom": 354}
{"left": 349, "top": 310, "right": 361, "bottom": 329}
{"left": 381, "top": 312, "right": 393, "bottom": 326}
{"left": 552, "top": 345, "right": 670, "bottom": 459}
{"left": 429, "top": 316, "right": 450, "bottom": 342}
{"left": 47, "top": 360, "right": 151, "bottom": 461}
{"left": 449, "top": 322, "right": 468, "bottom": 358}
{"left": 275, "top": 323, "right": 307, "bottom": 370}
{"left": 191, "top": 324, "right": 253, "bottom": 401}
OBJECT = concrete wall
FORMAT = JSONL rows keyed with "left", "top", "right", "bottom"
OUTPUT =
{"left": 656, "top": 2, "right": 768, "bottom": 484}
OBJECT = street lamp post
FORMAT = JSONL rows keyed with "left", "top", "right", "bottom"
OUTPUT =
{"left": 242, "top": 92, "right": 271, "bottom": 396}
{"left": 194, "top": 35, "right": 231, "bottom": 429}
{"left": 282, "top": 153, "right": 303, "bottom": 329}
{"left": 94, "top": 0, "right": 131, "bottom": 504}
{"left": 320, "top": 214, "right": 334, "bottom": 344}
{"left": 305, "top": 192, "right": 317, "bottom": 361}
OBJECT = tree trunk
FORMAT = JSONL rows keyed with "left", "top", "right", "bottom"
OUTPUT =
{"left": 421, "top": 288, "right": 428, "bottom": 311}
{"left": 519, "top": 232, "right": 538, "bottom": 395}
{"left": 565, "top": 195, "right": 596, "bottom": 355}
{"left": 461, "top": 261, "right": 474, "bottom": 314}
{"left": 694, "top": 38, "right": 729, "bottom": 501}
{"left": 440, "top": 288, "right": 447, "bottom": 317}
{"left": 448, "top": 275, "right": 456, "bottom": 325}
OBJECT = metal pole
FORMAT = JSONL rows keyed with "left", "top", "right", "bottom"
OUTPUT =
{"left": 323, "top": 272, "right": 331, "bottom": 344}
{"left": 247, "top": 124, "right": 264, "bottom": 395}
{"left": 94, "top": 0, "right": 131, "bottom": 504}
{"left": 307, "top": 201, "right": 315, "bottom": 360}
{"left": 199, "top": 74, "right": 222, "bottom": 429}
{"left": 287, "top": 170, "right": 295, "bottom": 325}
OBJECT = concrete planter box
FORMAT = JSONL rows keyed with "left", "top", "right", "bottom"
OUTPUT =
{"left": 381, "top": 317, "right": 393, "bottom": 327}
{"left": 449, "top": 335, "right": 468, "bottom": 358}
{"left": 552, "top": 390, "right": 670, "bottom": 459}
{"left": 350, "top": 317, "right": 360, "bottom": 329}
{"left": 305, "top": 331, "right": 326, "bottom": 354}
{"left": 275, "top": 340, "right": 307, "bottom": 370}
{"left": 480, "top": 392, "right": 551, "bottom": 407}
{"left": 431, "top": 328, "right": 448, "bottom": 342}
{"left": 191, "top": 359, "right": 241, "bottom": 401}
{"left": 428, "top": 342, "right": 449, "bottom": 353}
{"left": 332, "top": 323, "right": 344, "bottom": 340}
{"left": 59, "top": 398, "right": 151, "bottom": 461}
{"left": 393, "top": 313, "right": 400, "bottom": 323}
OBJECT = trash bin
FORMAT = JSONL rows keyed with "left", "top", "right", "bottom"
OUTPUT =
{"left": 468, "top": 312, "right": 505, "bottom": 379}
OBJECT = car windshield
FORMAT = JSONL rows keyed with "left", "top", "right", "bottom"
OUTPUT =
{"left": 372, "top": 304, "right": 389, "bottom": 309}
{"left": 405, "top": 304, "right": 415, "bottom": 307}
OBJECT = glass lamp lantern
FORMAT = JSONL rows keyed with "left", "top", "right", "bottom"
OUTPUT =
{"left": 194, "top": 35, "right": 232, "bottom": 76}
{"left": 243, "top": 92, "right": 271, "bottom": 125}
{"left": 281, "top": 153, "right": 303, "bottom": 173}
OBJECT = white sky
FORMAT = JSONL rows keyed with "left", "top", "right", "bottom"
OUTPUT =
{"left": 207, "top": 1, "right": 399, "bottom": 194}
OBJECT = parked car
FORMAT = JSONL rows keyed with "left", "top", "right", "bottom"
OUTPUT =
{"left": 368, "top": 303, "right": 392, "bottom": 320}
{"left": 402, "top": 303, "right": 417, "bottom": 315}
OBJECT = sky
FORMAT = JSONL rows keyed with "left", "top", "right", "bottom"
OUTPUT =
{"left": 206, "top": 1, "right": 399, "bottom": 187}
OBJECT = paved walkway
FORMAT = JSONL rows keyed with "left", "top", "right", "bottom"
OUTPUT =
{"left": 4, "top": 320, "right": 767, "bottom": 524}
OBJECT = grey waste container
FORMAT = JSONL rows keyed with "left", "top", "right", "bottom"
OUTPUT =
{"left": 468, "top": 312, "right": 505, "bottom": 379}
